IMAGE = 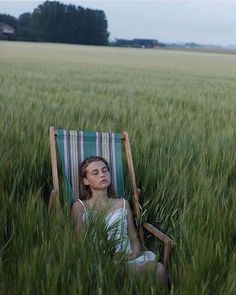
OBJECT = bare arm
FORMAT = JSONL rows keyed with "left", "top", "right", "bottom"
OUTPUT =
{"left": 71, "top": 201, "right": 86, "bottom": 236}
{"left": 125, "top": 199, "right": 142, "bottom": 258}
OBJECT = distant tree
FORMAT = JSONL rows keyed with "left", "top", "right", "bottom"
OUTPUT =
{"left": 0, "top": 1, "right": 109, "bottom": 45}
{"left": 30, "top": 1, "right": 109, "bottom": 45}
{"left": 17, "top": 13, "right": 35, "bottom": 41}
{"left": 185, "top": 42, "right": 199, "bottom": 48}
{"left": 0, "top": 14, "right": 17, "bottom": 28}
{"left": 82, "top": 9, "right": 109, "bottom": 45}
{"left": 62, "top": 4, "right": 79, "bottom": 43}
{"left": 31, "top": 1, "right": 67, "bottom": 42}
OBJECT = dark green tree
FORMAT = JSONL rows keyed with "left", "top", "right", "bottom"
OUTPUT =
{"left": 30, "top": 1, "right": 109, "bottom": 45}
{"left": 0, "top": 14, "right": 17, "bottom": 28}
{"left": 17, "top": 13, "right": 35, "bottom": 41}
{"left": 31, "top": 1, "right": 67, "bottom": 42}
{"left": 82, "top": 9, "right": 109, "bottom": 45}
{"left": 0, "top": 1, "right": 109, "bottom": 45}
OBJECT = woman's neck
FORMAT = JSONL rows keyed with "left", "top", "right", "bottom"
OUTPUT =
{"left": 89, "top": 189, "right": 109, "bottom": 208}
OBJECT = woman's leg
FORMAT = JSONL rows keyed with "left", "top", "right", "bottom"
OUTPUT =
{"left": 156, "top": 262, "right": 168, "bottom": 286}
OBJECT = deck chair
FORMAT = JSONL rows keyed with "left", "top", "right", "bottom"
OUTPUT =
{"left": 49, "top": 127, "right": 175, "bottom": 270}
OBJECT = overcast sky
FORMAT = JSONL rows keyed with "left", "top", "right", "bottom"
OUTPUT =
{"left": 1, "top": 0, "right": 236, "bottom": 46}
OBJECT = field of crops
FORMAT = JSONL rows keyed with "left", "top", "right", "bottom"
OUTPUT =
{"left": 0, "top": 41, "right": 235, "bottom": 294}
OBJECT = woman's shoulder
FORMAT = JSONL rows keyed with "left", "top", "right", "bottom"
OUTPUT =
{"left": 111, "top": 197, "right": 128, "bottom": 208}
{"left": 71, "top": 199, "right": 86, "bottom": 213}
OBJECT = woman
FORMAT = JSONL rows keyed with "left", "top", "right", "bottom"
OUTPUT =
{"left": 71, "top": 156, "right": 168, "bottom": 285}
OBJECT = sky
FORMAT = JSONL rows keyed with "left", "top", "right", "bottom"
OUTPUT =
{"left": 1, "top": 0, "right": 236, "bottom": 46}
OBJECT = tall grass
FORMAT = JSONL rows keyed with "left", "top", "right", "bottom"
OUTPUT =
{"left": 0, "top": 41, "right": 235, "bottom": 294}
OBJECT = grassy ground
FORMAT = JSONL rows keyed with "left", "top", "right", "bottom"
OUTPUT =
{"left": 0, "top": 41, "right": 235, "bottom": 294}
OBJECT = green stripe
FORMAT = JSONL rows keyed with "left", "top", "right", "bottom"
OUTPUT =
{"left": 114, "top": 133, "right": 124, "bottom": 197}
{"left": 83, "top": 131, "right": 97, "bottom": 159}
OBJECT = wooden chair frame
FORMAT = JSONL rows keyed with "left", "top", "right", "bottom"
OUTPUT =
{"left": 49, "top": 126, "right": 175, "bottom": 270}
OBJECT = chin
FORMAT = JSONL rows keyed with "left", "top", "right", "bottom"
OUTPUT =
{"left": 100, "top": 183, "right": 110, "bottom": 189}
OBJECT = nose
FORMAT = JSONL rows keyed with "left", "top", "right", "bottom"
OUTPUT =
{"left": 100, "top": 170, "right": 105, "bottom": 177}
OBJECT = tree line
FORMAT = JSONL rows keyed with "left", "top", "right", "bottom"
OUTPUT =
{"left": 0, "top": 1, "right": 109, "bottom": 45}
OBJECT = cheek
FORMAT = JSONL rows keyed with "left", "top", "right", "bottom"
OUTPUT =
{"left": 83, "top": 176, "right": 94, "bottom": 185}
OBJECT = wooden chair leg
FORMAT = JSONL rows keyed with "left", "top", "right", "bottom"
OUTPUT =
{"left": 163, "top": 242, "right": 171, "bottom": 271}
{"left": 48, "top": 189, "right": 60, "bottom": 215}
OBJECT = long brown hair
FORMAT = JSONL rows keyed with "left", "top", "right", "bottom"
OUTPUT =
{"left": 79, "top": 156, "right": 116, "bottom": 200}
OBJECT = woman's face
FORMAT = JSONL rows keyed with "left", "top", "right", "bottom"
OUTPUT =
{"left": 83, "top": 160, "right": 111, "bottom": 191}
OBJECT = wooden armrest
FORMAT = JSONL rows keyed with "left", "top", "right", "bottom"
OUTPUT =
{"left": 50, "top": 189, "right": 59, "bottom": 197}
{"left": 132, "top": 188, "right": 141, "bottom": 201}
{"left": 143, "top": 222, "right": 176, "bottom": 247}
{"left": 137, "top": 188, "right": 141, "bottom": 197}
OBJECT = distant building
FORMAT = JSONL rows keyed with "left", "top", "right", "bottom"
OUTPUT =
{"left": 0, "top": 23, "right": 15, "bottom": 39}
{"left": 133, "top": 39, "right": 158, "bottom": 48}
{"left": 114, "top": 38, "right": 159, "bottom": 48}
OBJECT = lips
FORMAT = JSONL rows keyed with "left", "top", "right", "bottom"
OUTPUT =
{"left": 99, "top": 179, "right": 107, "bottom": 184}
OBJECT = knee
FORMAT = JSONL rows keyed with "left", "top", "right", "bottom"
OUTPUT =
{"left": 156, "top": 262, "right": 165, "bottom": 273}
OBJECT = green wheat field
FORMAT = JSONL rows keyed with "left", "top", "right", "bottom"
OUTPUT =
{"left": 0, "top": 41, "right": 236, "bottom": 294}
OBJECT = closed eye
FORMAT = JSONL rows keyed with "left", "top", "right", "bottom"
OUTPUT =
{"left": 90, "top": 169, "right": 98, "bottom": 175}
{"left": 89, "top": 166, "right": 109, "bottom": 175}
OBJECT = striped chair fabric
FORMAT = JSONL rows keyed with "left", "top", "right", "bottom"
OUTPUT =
{"left": 56, "top": 129, "right": 125, "bottom": 205}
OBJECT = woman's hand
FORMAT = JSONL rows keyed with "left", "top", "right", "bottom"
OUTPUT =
{"left": 127, "top": 251, "right": 141, "bottom": 261}
{"left": 124, "top": 200, "right": 143, "bottom": 257}
{"left": 112, "top": 251, "right": 140, "bottom": 262}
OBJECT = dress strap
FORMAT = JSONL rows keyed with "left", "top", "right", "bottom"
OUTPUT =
{"left": 123, "top": 198, "right": 125, "bottom": 209}
{"left": 77, "top": 198, "right": 88, "bottom": 214}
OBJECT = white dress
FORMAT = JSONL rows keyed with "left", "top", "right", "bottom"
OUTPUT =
{"left": 78, "top": 198, "right": 156, "bottom": 266}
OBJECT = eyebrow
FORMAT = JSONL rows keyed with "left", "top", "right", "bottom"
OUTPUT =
{"left": 90, "top": 166, "right": 107, "bottom": 172}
